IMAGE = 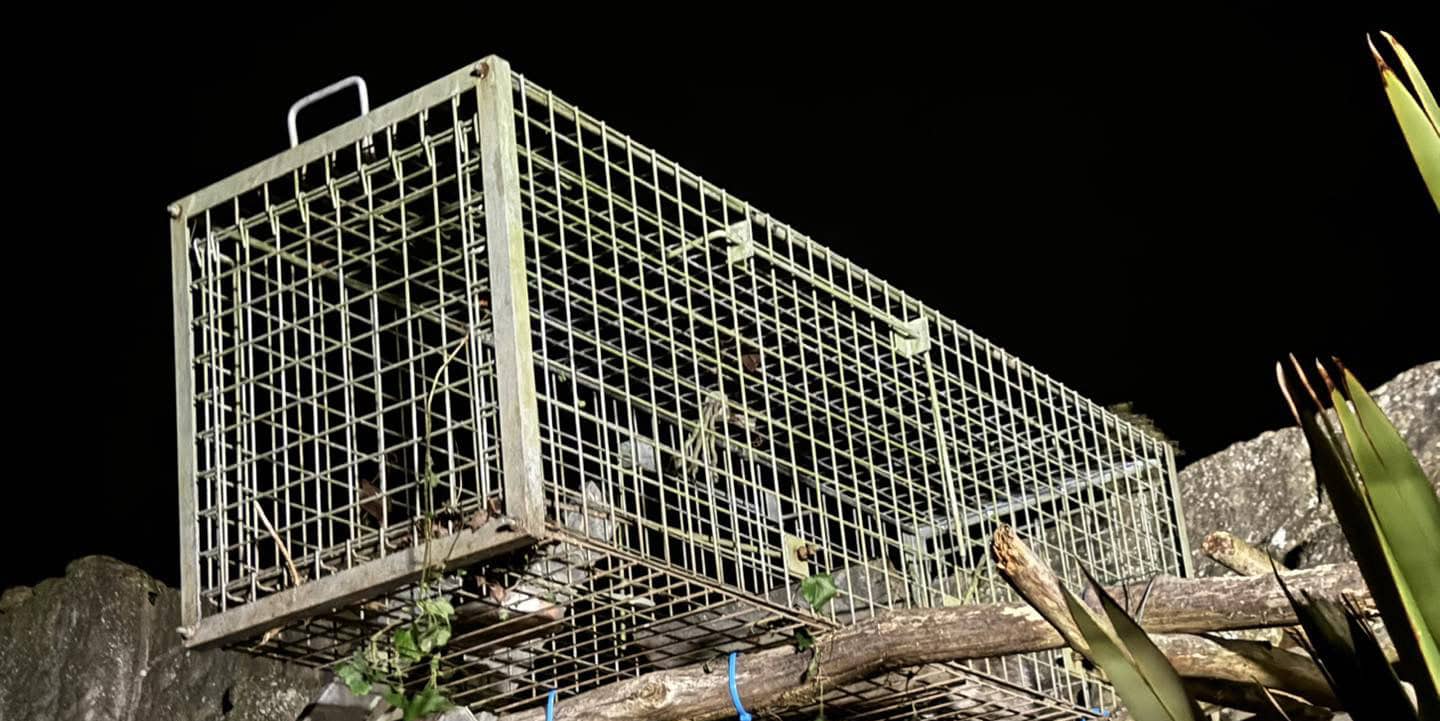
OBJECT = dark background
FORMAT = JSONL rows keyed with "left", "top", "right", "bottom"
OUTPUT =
{"left": 4, "top": 6, "right": 1436, "bottom": 589}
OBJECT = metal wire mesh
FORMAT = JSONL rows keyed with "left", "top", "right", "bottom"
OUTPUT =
{"left": 172, "top": 57, "right": 1187, "bottom": 720}
{"left": 181, "top": 89, "right": 503, "bottom": 617}
{"left": 511, "top": 72, "right": 1184, "bottom": 713}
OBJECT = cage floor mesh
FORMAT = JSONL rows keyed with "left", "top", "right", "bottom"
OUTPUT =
{"left": 243, "top": 533, "right": 1114, "bottom": 719}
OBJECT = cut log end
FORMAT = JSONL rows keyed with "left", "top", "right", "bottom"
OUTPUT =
{"left": 1202, "top": 531, "right": 1281, "bottom": 576}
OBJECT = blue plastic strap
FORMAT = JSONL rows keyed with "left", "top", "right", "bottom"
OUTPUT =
{"left": 727, "top": 652, "right": 753, "bottom": 721}
{"left": 546, "top": 689, "right": 557, "bottom": 721}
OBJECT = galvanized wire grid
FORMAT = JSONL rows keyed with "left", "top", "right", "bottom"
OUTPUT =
{"left": 511, "top": 73, "right": 1183, "bottom": 716}
{"left": 179, "top": 59, "right": 1185, "bottom": 720}
{"left": 184, "top": 89, "right": 503, "bottom": 618}
{"left": 240, "top": 539, "right": 819, "bottom": 713}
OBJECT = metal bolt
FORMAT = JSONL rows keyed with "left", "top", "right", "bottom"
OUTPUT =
{"left": 472, "top": 62, "right": 490, "bottom": 80}
{"left": 166, "top": 204, "right": 182, "bottom": 219}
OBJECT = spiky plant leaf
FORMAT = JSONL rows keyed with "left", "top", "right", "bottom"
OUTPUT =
{"left": 1381, "top": 32, "right": 1440, "bottom": 133}
{"left": 1278, "top": 585, "right": 1353, "bottom": 707}
{"left": 1060, "top": 585, "right": 1180, "bottom": 721}
{"left": 1333, "top": 366, "right": 1440, "bottom": 637}
{"left": 1255, "top": 683, "right": 1296, "bottom": 721}
{"left": 1346, "top": 600, "right": 1419, "bottom": 719}
{"left": 1325, "top": 376, "right": 1440, "bottom": 708}
{"left": 1278, "top": 361, "right": 1440, "bottom": 709}
{"left": 1369, "top": 34, "right": 1440, "bottom": 211}
{"left": 1082, "top": 568, "right": 1201, "bottom": 721}
{"left": 1276, "top": 574, "right": 1419, "bottom": 721}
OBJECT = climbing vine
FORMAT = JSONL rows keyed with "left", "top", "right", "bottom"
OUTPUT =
{"left": 334, "top": 337, "right": 470, "bottom": 720}
{"left": 796, "top": 571, "right": 838, "bottom": 720}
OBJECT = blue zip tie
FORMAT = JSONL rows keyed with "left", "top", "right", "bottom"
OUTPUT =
{"left": 546, "top": 689, "right": 557, "bottom": 721}
{"left": 728, "top": 652, "right": 752, "bottom": 721}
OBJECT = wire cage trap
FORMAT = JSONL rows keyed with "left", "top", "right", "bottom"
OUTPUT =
{"left": 169, "top": 56, "right": 1190, "bottom": 719}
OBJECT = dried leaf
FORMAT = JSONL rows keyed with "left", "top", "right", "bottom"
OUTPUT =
{"left": 358, "top": 478, "right": 387, "bottom": 524}
{"left": 465, "top": 508, "right": 491, "bottom": 530}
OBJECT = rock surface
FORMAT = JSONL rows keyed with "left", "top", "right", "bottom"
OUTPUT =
{"left": 0, "top": 556, "right": 327, "bottom": 721}
{"left": 1179, "top": 361, "right": 1439, "bottom": 575}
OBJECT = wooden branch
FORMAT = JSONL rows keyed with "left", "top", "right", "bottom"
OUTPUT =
{"left": 1156, "top": 635, "right": 1336, "bottom": 707}
{"left": 1203, "top": 529, "right": 1307, "bottom": 657}
{"left": 991, "top": 524, "right": 1089, "bottom": 655}
{"left": 1203, "top": 531, "right": 1282, "bottom": 576}
{"left": 500, "top": 557, "right": 1367, "bottom": 720}
{"left": 993, "top": 525, "right": 1338, "bottom": 707}
{"left": 1201, "top": 529, "right": 1392, "bottom": 663}
{"left": 1183, "top": 679, "right": 1334, "bottom": 721}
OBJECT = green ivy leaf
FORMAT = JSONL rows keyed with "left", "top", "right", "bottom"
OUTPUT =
{"left": 418, "top": 598, "right": 456, "bottom": 619}
{"left": 801, "top": 574, "right": 838, "bottom": 613}
{"left": 792, "top": 628, "right": 815, "bottom": 652}
{"left": 381, "top": 687, "right": 408, "bottom": 711}
{"left": 393, "top": 628, "right": 423, "bottom": 664}
{"left": 335, "top": 659, "right": 373, "bottom": 696}
{"left": 402, "top": 686, "right": 453, "bottom": 721}
{"left": 417, "top": 623, "right": 452, "bottom": 653}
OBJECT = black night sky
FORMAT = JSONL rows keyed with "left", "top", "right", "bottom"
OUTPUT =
{"left": 5, "top": 6, "right": 1436, "bottom": 590}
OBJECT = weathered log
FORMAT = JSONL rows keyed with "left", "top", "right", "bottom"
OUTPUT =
{"left": 499, "top": 556, "right": 1368, "bottom": 720}
{"left": 1202, "top": 530, "right": 1308, "bottom": 652}
{"left": 1200, "top": 529, "right": 1403, "bottom": 667}
{"left": 991, "top": 524, "right": 1088, "bottom": 655}
{"left": 1156, "top": 635, "right": 1336, "bottom": 707}
{"left": 1203, "top": 531, "right": 1283, "bottom": 576}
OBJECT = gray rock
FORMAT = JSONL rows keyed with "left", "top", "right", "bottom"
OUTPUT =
{"left": 1179, "top": 361, "right": 1439, "bottom": 575}
{"left": 303, "top": 680, "right": 384, "bottom": 721}
{"left": 0, "top": 555, "right": 326, "bottom": 721}
{"left": 0, "top": 586, "right": 31, "bottom": 613}
{"left": 434, "top": 709, "right": 478, "bottom": 721}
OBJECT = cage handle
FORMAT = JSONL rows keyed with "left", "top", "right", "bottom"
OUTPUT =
{"left": 287, "top": 76, "right": 370, "bottom": 148}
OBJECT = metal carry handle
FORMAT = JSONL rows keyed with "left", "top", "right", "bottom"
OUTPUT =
{"left": 287, "top": 76, "right": 370, "bottom": 148}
